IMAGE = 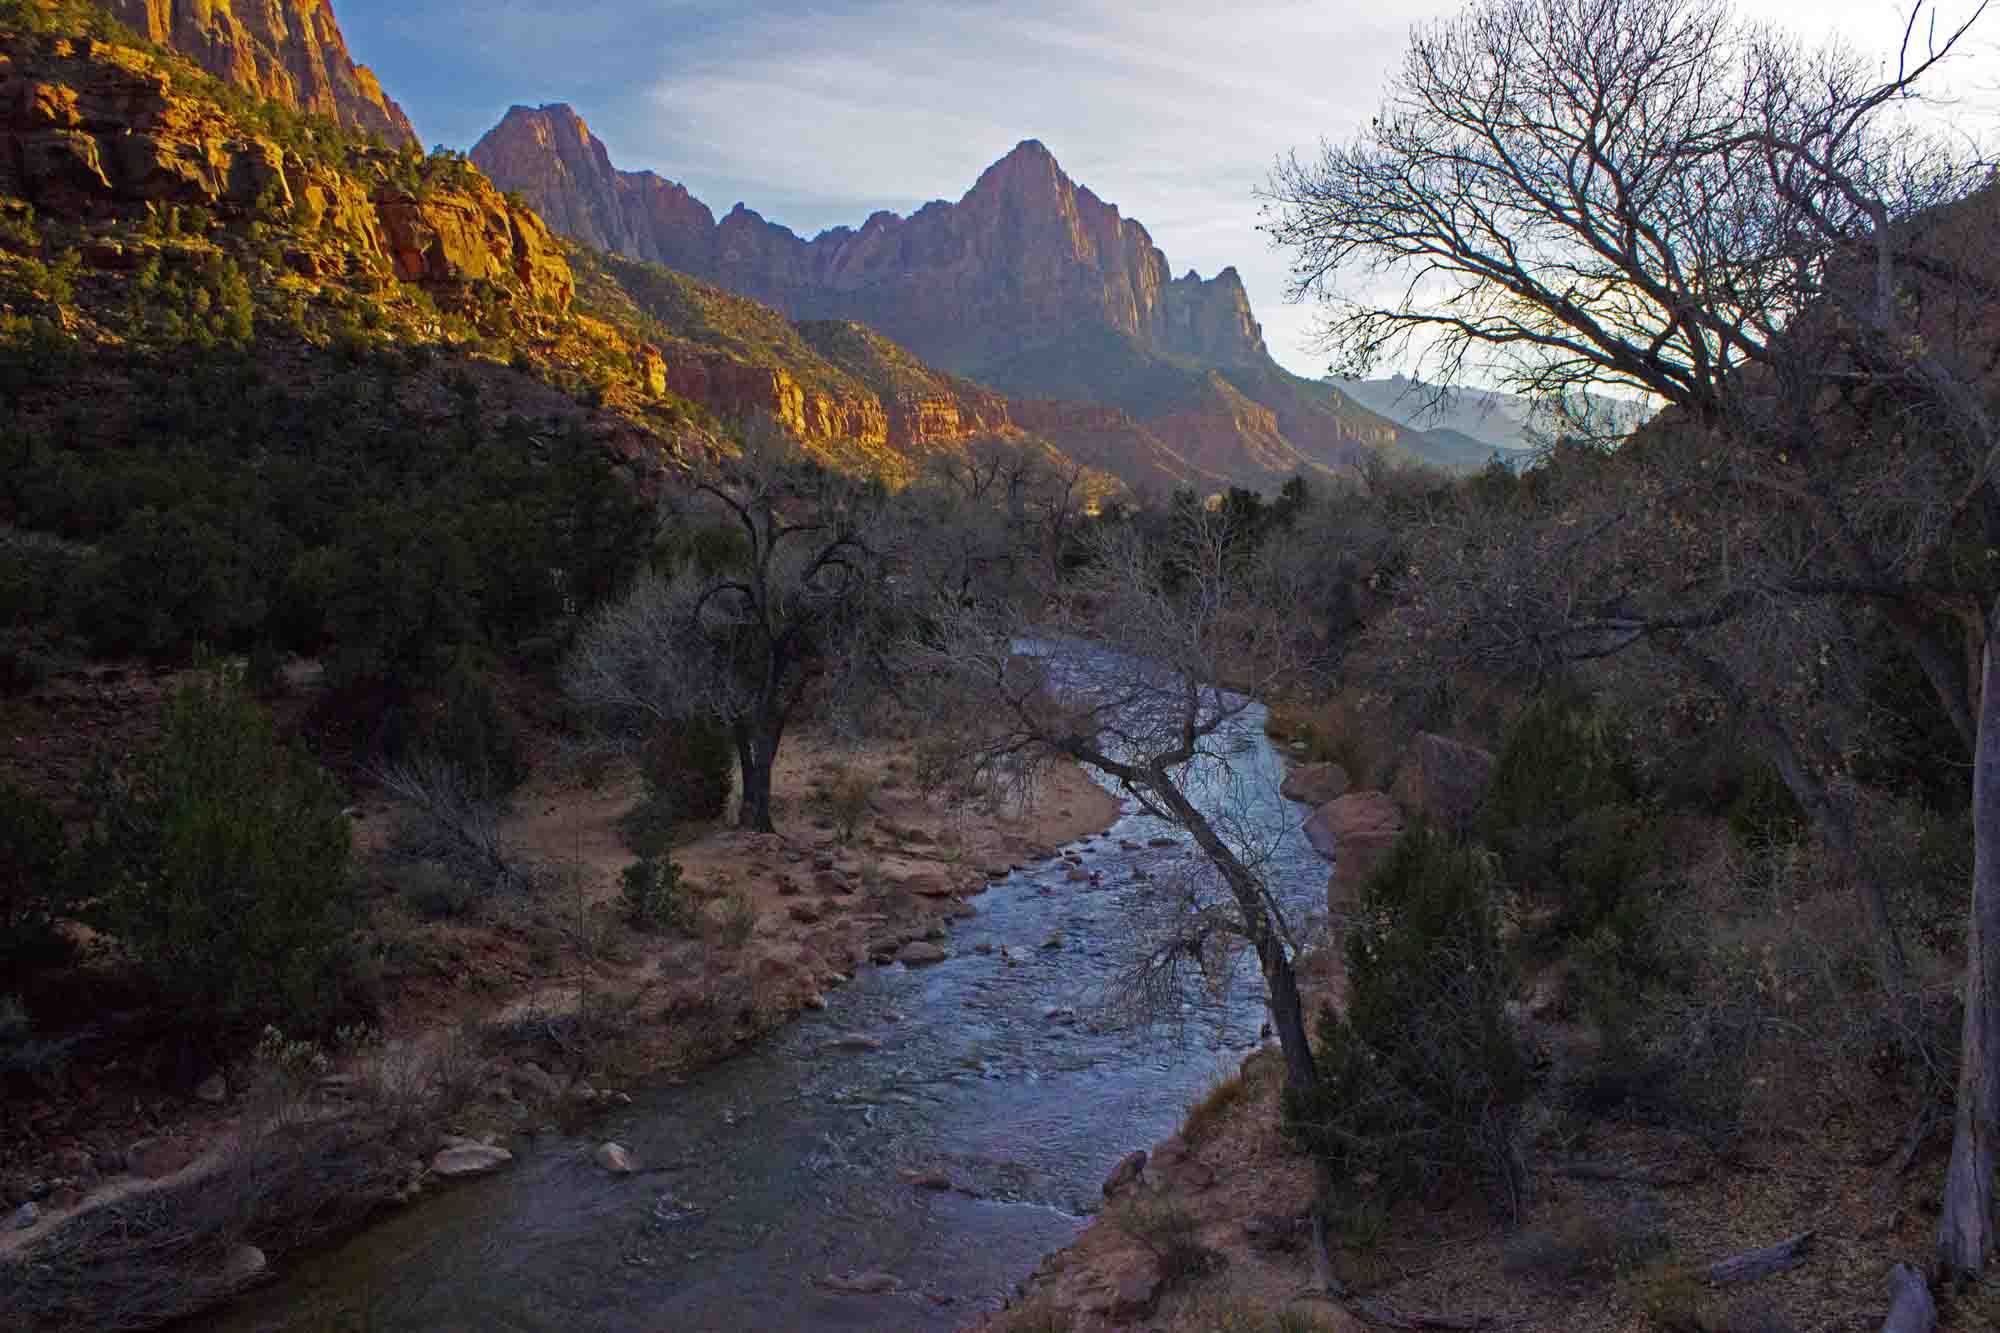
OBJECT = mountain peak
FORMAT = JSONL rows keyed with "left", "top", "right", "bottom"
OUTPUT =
{"left": 98, "top": 0, "right": 419, "bottom": 146}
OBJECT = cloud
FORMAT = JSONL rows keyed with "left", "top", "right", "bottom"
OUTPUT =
{"left": 337, "top": 0, "right": 1999, "bottom": 378}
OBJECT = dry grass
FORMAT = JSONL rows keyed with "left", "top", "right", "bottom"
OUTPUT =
{"left": 0, "top": 1118, "right": 409, "bottom": 1332}
{"left": 1182, "top": 1069, "right": 1254, "bottom": 1148}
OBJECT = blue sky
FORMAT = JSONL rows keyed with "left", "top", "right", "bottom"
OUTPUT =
{"left": 336, "top": 1, "right": 1997, "bottom": 378}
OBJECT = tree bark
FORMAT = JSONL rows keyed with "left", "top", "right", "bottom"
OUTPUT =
{"left": 1938, "top": 593, "right": 2000, "bottom": 1274}
{"left": 733, "top": 725, "right": 777, "bottom": 834}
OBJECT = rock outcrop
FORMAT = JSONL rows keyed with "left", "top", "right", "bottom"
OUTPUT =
{"left": 98, "top": 0, "right": 418, "bottom": 147}
{"left": 0, "top": 31, "right": 571, "bottom": 311}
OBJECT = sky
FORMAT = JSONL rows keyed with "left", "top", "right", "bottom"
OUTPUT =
{"left": 336, "top": 1, "right": 1998, "bottom": 379}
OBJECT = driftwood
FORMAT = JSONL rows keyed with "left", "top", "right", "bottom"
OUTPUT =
{"left": 1880, "top": 1263, "right": 1935, "bottom": 1333}
{"left": 1705, "top": 1230, "right": 1814, "bottom": 1285}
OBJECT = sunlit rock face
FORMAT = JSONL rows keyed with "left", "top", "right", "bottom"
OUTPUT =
{"left": 98, "top": 0, "right": 419, "bottom": 147}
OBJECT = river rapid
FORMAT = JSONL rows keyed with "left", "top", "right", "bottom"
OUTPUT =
{"left": 204, "top": 694, "right": 1321, "bottom": 1332}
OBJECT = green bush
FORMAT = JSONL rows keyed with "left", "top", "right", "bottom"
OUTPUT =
{"left": 86, "top": 666, "right": 360, "bottom": 1033}
{"left": 404, "top": 655, "right": 525, "bottom": 799}
{"left": 639, "top": 720, "right": 735, "bottom": 823}
{"left": 0, "top": 782, "right": 77, "bottom": 980}
{"left": 1287, "top": 823, "right": 1526, "bottom": 1208}
{"left": 619, "top": 855, "right": 690, "bottom": 934}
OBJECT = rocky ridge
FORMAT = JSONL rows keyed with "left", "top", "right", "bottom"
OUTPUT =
{"left": 0, "top": 27, "right": 568, "bottom": 308}
{"left": 472, "top": 104, "right": 1434, "bottom": 490}
{"left": 96, "top": 0, "right": 417, "bottom": 146}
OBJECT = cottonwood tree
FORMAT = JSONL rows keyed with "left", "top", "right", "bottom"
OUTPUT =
{"left": 913, "top": 503, "right": 1325, "bottom": 1093}
{"left": 1265, "top": 0, "right": 2000, "bottom": 1272}
{"left": 565, "top": 426, "right": 896, "bottom": 834}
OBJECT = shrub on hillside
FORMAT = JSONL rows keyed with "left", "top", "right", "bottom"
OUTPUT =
{"left": 86, "top": 665, "right": 360, "bottom": 1033}
{"left": 0, "top": 782, "right": 78, "bottom": 981}
{"left": 1287, "top": 823, "right": 1527, "bottom": 1210}
{"left": 619, "top": 854, "right": 691, "bottom": 934}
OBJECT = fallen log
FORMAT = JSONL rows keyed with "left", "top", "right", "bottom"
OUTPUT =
{"left": 1881, "top": 1263, "right": 1935, "bottom": 1333}
{"left": 1706, "top": 1230, "right": 1814, "bottom": 1285}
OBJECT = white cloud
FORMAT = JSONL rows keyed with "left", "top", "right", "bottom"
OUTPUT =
{"left": 342, "top": 0, "right": 1999, "bottom": 378}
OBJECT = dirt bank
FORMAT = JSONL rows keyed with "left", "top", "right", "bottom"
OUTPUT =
{"left": 0, "top": 713, "right": 1121, "bottom": 1328}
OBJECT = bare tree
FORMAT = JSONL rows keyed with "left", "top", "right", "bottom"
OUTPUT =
{"left": 1269, "top": 0, "right": 2000, "bottom": 1271}
{"left": 564, "top": 426, "right": 895, "bottom": 834}
{"left": 913, "top": 502, "right": 1325, "bottom": 1093}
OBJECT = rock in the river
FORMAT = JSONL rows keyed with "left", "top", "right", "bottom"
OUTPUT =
{"left": 10, "top": 1201, "right": 38, "bottom": 1230}
{"left": 817, "top": 1269, "right": 902, "bottom": 1294}
{"left": 194, "top": 1073, "right": 228, "bottom": 1104}
{"left": 431, "top": 1144, "right": 513, "bottom": 1177}
{"left": 221, "top": 1243, "right": 267, "bottom": 1282}
{"left": 1280, "top": 761, "right": 1350, "bottom": 806}
{"left": 1146, "top": 836, "right": 1177, "bottom": 848}
{"left": 1065, "top": 867, "right": 1092, "bottom": 882}
{"left": 594, "top": 1142, "right": 638, "bottom": 1174}
{"left": 1102, "top": 1149, "right": 1147, "bottom": 1199}
{"left": 899, "top": 941, "right": 949, "bottom": 966}
{"left": 824, "top": 1033, "right": 882, "bottom": 1053}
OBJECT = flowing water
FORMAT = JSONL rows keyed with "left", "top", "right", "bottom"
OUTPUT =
{"left": 206, "top": 696, "right": 1319, "bottom": 1332}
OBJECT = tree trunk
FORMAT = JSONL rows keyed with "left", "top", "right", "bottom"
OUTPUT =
{"left": 733, "top": 725, "right": 776, "bottom": 834}
{"left": 1154, "top": 773, "right": 1319, "bottom": 1094}
{"left": 1938, "top": 594, "right": 2000, "bottom": 1274}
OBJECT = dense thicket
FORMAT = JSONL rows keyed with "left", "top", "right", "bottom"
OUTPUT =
{"left": 0, "top": 345, "right": 652, "bottom": 689}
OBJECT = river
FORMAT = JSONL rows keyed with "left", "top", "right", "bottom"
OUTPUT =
{"left": 204, "top": 695, "right": 1320, "bottom": 1332}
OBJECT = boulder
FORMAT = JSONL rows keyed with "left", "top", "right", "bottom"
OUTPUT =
{"left": 1304, "top": 791, "right": 1406, "bottom": 913}
{"left": 1280, "top": 761, "right": 1350, "bottom": 807}
{"left": 1102, "top": 1149, "right": 1147, "bottom": 1199}
{"left": 221, "top": 1243, "right": 267, "bottom": 1282}
{"left": 194, "top": 1073, "right": 228, "bottom": 1104}
{"left": 899, "top": 941, "right": 949, "bottom": 966}
{"left": 10, "top": 1201, "right": 38, "bottom": 1230}
{"left": 1108, "top": 1270, "right": 1163, "bottom": 1321}
{"left": 594, "top": 1142, "right": 638, "bottom": 1175}
{"left": 1303, "top": 791, "right": 1402, "bottom": 862}
{"left": 510, "top": 1061, "right": 563, "bottom": 1100}
{"left": 127, "top": 1136, "right": 197, "bottom": 1180}
{"left": 430, "top": 1144, "right": 513, "bottom": 1178}
{"left": 1406, "top": 733, "right": 1495, "bottom": 834}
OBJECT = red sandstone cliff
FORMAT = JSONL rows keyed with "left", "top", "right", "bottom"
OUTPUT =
{"left": 98, "top": 0, "right": 417, "bottom": 147}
